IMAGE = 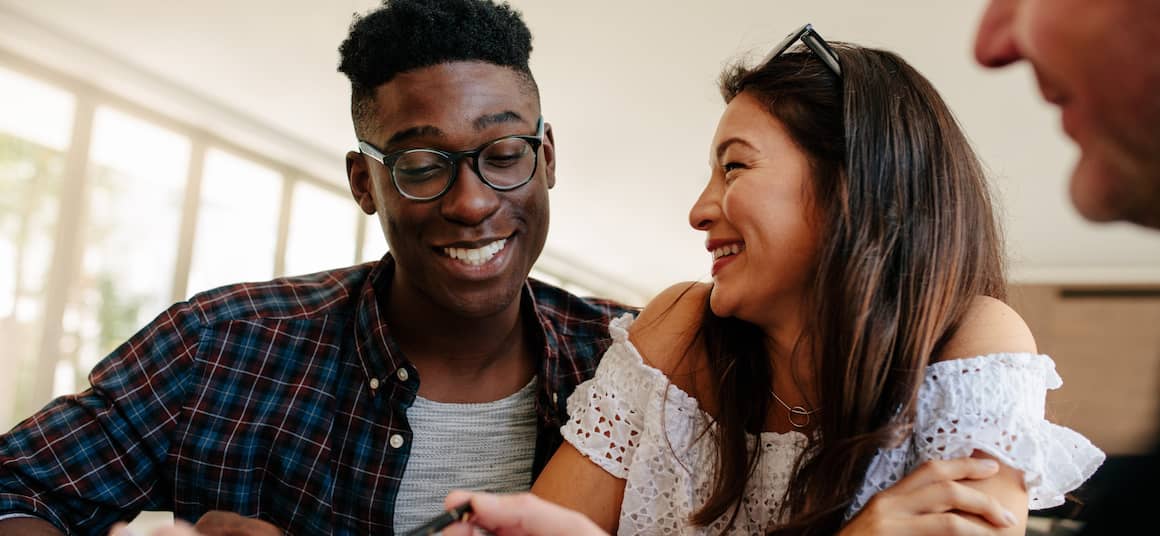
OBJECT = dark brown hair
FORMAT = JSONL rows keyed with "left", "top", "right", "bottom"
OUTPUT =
{"left": 690, "top": 43, "right": 1007, "bottom": 533}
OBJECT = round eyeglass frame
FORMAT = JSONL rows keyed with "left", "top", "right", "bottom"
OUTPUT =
{"left": 358, "top": 117, "right": 545, "bottom": 201}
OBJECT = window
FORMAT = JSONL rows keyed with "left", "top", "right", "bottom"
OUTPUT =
{"left": 360, "top": 214, "right": 388, "bottom": 264}
{"left": 186, "top": 149, "right": 282, "bottom": 295}
{"left": 66, "top": 107, "right": 190, "bottom": 380}
{"left": 284, "top": 180, "right": 358, "bottom": 275}
{"left": 0, "top": 66, "right": 74, "bottom": 428}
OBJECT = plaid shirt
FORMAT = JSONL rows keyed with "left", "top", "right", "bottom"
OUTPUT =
{"left": 0, "top": 255, "right": 632, "bottom": 535}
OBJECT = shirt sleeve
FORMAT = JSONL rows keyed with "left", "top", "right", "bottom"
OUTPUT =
{"left": 0, "top": 300, "right": 203, "bottom": 534}
{"left": 561, "top": 313, "right": 655, "bottom": 479}
{"left": 911, "top": 354, "right": 1104, "bottom": 509}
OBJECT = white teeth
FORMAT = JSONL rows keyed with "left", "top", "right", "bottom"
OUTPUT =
{"left": 712, "top": 243, "right": 744, "bottom": 260}
{"left": 443, "top": 239, "right": 507, "bottom": 266}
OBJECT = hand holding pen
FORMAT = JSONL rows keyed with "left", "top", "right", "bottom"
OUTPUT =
{"left": 435, "top": 491, "right": 608, "bottom": 536}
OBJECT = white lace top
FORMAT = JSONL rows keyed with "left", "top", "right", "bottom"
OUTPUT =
{"left": 562, "top": 314, "right": 1105, "bottom": 534}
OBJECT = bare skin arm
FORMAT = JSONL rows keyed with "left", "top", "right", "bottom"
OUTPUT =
{"left": 844, "top": 296, "right": 1037, "bottom": 535}
{"left": 532, "top": 283, "right": 708, "bottom": 532}
{"left": 932, "top": 296, "right": 1039, "bottom": 534}
{"left": 530, "top": 444, "right": 626, "bottom": 532}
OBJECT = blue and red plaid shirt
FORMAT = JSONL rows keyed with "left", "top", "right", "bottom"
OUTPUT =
{"left": 0, "top": 255, "right": 633, "bottom": 535}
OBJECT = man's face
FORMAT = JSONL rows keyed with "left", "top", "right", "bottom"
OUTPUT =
{"left": 974, "top": 0, "right": 1160, "bottom": 228}
{"left": 346, "top": 61, "right": 556, "bottom": 318}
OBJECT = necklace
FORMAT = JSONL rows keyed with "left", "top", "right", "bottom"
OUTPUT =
{"left": 770, "top": 389, "right": 820, "bottom": 428}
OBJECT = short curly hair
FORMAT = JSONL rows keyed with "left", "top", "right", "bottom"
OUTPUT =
{"left": 338, "top": 0, "right": 538, "bottom": 139}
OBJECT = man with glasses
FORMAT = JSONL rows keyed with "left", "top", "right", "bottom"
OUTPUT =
{"left": 0, "top": 1, "right": 631, "bottom": 535}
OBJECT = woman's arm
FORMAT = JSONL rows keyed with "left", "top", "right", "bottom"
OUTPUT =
{"left": 531, "top": 444, "right": 626, "bottom": 532}
{"left": 930, "top": 296, "right": 1038, "bottom": 534}
{"left": 532, "top": 282, "right": 711, "bottom": 533}
{"left": 844, "top": 296, "right": 1036, "bottom": 535}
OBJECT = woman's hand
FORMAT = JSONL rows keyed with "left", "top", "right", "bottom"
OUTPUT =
{"left": 441, "top": 491, "right": 608, "bottom": 536}
{"left": 840, "top": 457, "right": 1019, "bottom": 535}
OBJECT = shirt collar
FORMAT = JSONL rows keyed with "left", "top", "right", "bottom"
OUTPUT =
{"left": 352, "top": 253, "right": 404, "bottom": 391}
{"left": 352, "top": 253, "right": 563, "bottom": 399}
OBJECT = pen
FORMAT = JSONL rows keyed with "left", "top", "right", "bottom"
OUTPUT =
{"left": 401, "top": 501, "right": 474, "bottom": 536}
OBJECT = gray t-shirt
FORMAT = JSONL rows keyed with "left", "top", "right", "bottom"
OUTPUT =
{"left": 393, "top": 378, "right": 538, "bottom": 532}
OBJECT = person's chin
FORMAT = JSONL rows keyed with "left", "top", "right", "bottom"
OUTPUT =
{"left": 437, "top": 279, "right": 525, "bottom": 318}
{"left": 1068, "top": 152, "right": 1152, "bottom": 226}
{"left": 707, "top": 286, "right": 737, "bottom": 319}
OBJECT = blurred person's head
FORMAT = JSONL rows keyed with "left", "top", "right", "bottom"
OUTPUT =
{"left": 686, "top": 33, "right": 1005, "bottom": 532}
{"left": 975, "top": 0, "right": 1160, "bottom": 229}
{"left": 337, "top": 0, "right": 556, "bottom": 318}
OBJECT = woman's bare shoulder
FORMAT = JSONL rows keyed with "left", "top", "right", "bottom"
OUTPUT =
{"left": 628, "top": 282, "right": 711, "bottom": 381}
{"left": 935, "top": 295, "right": 1037, "bottom": 363}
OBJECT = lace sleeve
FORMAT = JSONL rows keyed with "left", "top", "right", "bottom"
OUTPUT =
{"left": 911, "top": 354, "right": 1105, "bottom": 509}
{"left": 854, "top": 354, "right": 1105, "bottom": 515}
{"left": 561, "top": 313, "right": 657, "bottom": 479}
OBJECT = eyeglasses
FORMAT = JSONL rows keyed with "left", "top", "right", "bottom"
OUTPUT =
{"left": 759, "top": 23, "right": 841, "bottom": 77}
{"left": 358, "top": 117, "right": 545, "bottom": 201}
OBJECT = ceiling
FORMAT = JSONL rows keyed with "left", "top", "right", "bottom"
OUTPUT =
{"left": 2, "top": 0, "right": 1158, "bottom": 299}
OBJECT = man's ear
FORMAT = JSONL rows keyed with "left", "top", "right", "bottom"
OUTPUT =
{"left": 542, "top": 122, "right": 557, "bottom": 189}
{"left": 346, "top": 151, "right": 377, "bottom": 215}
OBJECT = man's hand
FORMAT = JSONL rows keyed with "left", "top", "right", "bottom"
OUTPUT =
{"left": 191, "top": 512, "right": 281, "bottom": 536}
{"left": 109, "top": 512, "right": 281, "bottom": 536}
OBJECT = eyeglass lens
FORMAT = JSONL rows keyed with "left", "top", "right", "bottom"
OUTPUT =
{"left": 392, "top": 137, "right": 537, "bottom": 199}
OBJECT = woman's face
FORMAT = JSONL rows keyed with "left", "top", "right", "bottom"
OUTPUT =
{"left": 689, "top": 92, "right": 822, "bottom": 327}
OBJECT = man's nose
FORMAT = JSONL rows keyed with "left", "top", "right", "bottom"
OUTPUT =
{"left": 440, "top": 159, "right": 501, "bottom": 226}
{"left": 974, "top": 0, "right": 1023, "bottom": 68}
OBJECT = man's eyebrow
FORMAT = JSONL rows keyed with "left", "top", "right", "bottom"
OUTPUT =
{"left": 383, "top": 112, "right": 528, "bottom": 148}
{"left": 474, "top": 111, "right": 526, "bottom": 130}
{"left": 386, "top": 125, "right": 444, "bottom": 147}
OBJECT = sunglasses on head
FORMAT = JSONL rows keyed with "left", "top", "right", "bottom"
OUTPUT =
{"left": 759, "top": 23, "right": 842, "bottom": 77}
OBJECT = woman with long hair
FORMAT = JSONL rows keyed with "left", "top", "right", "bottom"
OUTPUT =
{"left": 528, "top": 26, "right": 1104, "bottom": 535}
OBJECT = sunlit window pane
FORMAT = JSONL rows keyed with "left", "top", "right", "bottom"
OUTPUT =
{"left": 68, "top": 106, "right": 190, "bottom": 373}
{"left": 187, "top": 149, "right": 281, "bottom": 295}
{"left": 361, "top": 214, "right": 388, "bottom": 264}
{"left": 284, "top": 181, "right": 357, "bottom": 275}
{"left": 0, "top": 70, "right": 73, "bottom": 429}
{"left": 0, "top": 66, "right": 74, "bottom": 151}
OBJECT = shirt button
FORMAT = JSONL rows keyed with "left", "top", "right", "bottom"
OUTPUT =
{"left": 396, "top": 368, "right": 409, "bottom": 382}
{"left": 389, "top": 434, "right": 405, "bottom": 449}
{"left": 369, "top": 378, "right": 380, "bottom": 390}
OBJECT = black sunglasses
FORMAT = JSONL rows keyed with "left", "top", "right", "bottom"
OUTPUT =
{"left": 759, "top": 23, "right": 841, "bottom": 77}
